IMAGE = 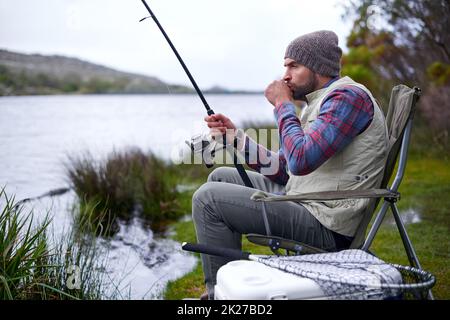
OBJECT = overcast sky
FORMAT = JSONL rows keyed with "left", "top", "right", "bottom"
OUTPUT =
{"left": 0, "top": 0, "right": 353, "bottom": 91}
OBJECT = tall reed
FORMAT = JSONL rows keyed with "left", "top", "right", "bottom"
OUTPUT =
{"left": 0, "top": 188, "right": 118, "bottom": 299}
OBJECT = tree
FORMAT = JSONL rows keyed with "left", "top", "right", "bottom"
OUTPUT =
{"left": 342, "top": 0, "right": 450, "bottom": 145}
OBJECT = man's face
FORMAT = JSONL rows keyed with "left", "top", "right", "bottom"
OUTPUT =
{"left": 283, "top": 58, "right": 318, "bottom": 101}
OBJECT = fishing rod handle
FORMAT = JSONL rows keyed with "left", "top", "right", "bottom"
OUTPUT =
{"left": 182, "top": 242, "right": 250, "bottom": 260}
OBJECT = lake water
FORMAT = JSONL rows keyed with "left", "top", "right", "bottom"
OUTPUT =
{"left": 0, "top": 94, "right": 275, "bottom": 299}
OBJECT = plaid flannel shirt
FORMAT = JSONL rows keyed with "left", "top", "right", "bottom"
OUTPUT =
{"left": 241, "top": 78, "right": 374, "bottom": 186}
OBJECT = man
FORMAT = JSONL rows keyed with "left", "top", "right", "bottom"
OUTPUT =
{"left": 192, "top": 30, "right": 388, "bottom": 300}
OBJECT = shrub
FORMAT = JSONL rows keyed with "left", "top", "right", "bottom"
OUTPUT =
{"left": 66, "top": 148, "right": 182, "bottom": 233}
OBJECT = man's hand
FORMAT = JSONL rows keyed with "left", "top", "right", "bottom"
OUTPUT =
{"left": 204, "top": 113, "right": 237, "bottom": 145}
{"left": 264, "top": 80, "right": 293, "bottom": 107}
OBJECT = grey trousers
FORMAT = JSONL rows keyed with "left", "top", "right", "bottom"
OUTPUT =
{"left": 192, "top": 166, "right": 339, "bottom": 297}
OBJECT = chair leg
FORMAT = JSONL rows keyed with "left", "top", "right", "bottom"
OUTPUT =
{"left": 362, "top": 201, "right": 390, "bottom": 251}
{"left": 390, "top": 202, "right": 434, "bottom": 300}
{"left": 390, "top": 203, "right": 420, "bottom": 268}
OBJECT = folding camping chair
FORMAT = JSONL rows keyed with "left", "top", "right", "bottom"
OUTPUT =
{"left": 246, "top": 84, "right": 434, "bottom": 299}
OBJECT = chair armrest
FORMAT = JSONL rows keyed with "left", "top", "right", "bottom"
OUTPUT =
{"left": 250, "top": 189, "right": 400, "bottom": 202}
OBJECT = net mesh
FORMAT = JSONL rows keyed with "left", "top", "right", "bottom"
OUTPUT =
{"left": 254, "top": 249, "right": 434, "bottom": 300}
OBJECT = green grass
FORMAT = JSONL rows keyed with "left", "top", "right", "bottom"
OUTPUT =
{"left": 0, "top": 189, "right": 120, "bottom": 299}
{"left": 0, "top": 190, "right": 52, "bottom": 299}
{"left": 163, "top": 137, "right": 450, "bottom": 299}
{"left": 369, "top": 155, "right": 450, "bottom": 299}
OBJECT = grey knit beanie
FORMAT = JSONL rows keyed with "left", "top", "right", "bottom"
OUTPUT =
{"left": 285, "top": 30, "right": 342, "bottom": 77}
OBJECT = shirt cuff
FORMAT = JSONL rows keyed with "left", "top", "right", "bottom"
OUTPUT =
{"left": 273, "top": 101, "right": 297, "bottom": 123}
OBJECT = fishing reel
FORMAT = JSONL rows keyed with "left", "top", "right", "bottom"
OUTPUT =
{"left": 185, "top": 133, "right": 225, "bottom": 168}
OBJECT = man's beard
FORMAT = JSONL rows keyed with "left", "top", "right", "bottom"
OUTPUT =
{"left": 292, "top": 72, "right": 317, "bottom": 101}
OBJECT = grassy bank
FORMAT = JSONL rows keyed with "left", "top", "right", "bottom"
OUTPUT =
{"left": 163, "top": 128, "right": 450, "bottom": 300}
{"left": 0, "top": 190, "right": 116, "bottom": 299}
{"left": 370, "top": 155, "right": 450, "bottom": 298}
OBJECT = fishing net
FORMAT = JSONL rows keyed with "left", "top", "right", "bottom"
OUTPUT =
{"left": 254, "top": 249, "right": 434, "bottom": 300}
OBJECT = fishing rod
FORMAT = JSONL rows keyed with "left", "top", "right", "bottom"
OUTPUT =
{"left": 139, "top": 0, "right": 254, "bottom": 189}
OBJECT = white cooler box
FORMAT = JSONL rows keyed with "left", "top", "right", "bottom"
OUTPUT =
{"left": 214, "top": 260, "right": 326, "bottom": 300}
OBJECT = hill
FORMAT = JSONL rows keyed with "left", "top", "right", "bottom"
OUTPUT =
{"left": 0, "top": 49, "right": 193, "bottom": 95}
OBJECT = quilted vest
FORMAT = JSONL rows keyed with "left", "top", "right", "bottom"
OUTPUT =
{"left": 285, "top": 76, "right": 389, "bottom": 236}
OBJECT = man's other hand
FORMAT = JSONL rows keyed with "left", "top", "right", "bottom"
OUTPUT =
{"left": 265, "top": 80, "right": 293, "bottom": 107}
